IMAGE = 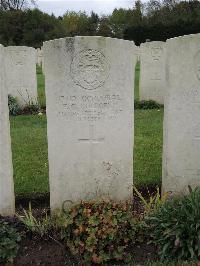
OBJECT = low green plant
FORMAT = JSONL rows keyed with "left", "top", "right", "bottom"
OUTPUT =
{"left": 134, "top": 100, "right": 163, "bottom": 110}
{"left": 133, "top": 186, "right": 168, "bottom": 214}
{"left": 22, "top": 101, "right": 40, "bottom": 114}
{"left": 0, "top": 220, "right": 21, "bottom": 263}
{"left": 8, "top": 94, "right": 40, "bottom": 115}
{"left": 59, "top": 199, "right": 139, "bottom": 264}
{"left": 140, "top": 262, "right": 197, "bottom": 266}
{"left": 146, "top": 187, "right": 200, "bottom": 260}
{"left": 36, "top": 65, "right": 43, "bottom": 75}
{"left": 16, "top": 89, "right": 40, "bottom": 114}
{"left": 17, "top": 203, "right": 51, "bottom": 237}
{"left": 8, "top": 95, "right": 21, "bottom": 115}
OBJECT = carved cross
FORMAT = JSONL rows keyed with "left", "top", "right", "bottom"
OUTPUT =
{"left": 78, "top": 124, "right": 104, "bottom": 174}
{"left": 78, "top": 125, "right": 104, "bottom": 145}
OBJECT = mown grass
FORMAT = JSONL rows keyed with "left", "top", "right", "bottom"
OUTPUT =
{"left": 11, "top": 111, "right": 163, "bottom": 198}
{"left": 11, "top": 64, "right": 163, "bottom": 198}
{"left": 134, "top": 61, "right": 140, "bottom": 100}
{"left": 36, "top": 66, "right": 46, "bottom": 108}
{"left": 134, "top": 109, "right": 163, "bottom": 187}
{"left": 134, "top": 62, "right": 163, "bottom": 187}
{"left": 10, "top": 115, "right": 49, "bottom": 198}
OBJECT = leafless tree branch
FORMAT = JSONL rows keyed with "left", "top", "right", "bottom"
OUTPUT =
{"left": 0, "top": 0, "right": 36, "bottom": 10}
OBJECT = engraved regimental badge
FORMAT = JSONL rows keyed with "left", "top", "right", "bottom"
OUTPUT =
{"left": 71, "top": 49, "right": 110, "bottom": 90}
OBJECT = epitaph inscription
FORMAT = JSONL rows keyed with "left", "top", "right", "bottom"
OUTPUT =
{"left": 194, "top": 50, "right": 200, "bottom": 81}
{"left": 151, "top": 46, "right": 163, "bottom": 61}
{"left": 10, "top": 49, "right": 27, "bottom": 66}
{"left": 70, "top": 49, "right": 110, "bottom": 90}
{"left": 181, "top": 88, "right": 200, "bottom": 103}
{"left": 58, "top": 94, "right": 123, "bottom": 121}
{"left": 150, "top": 71, "right": 162, "bottom": 81}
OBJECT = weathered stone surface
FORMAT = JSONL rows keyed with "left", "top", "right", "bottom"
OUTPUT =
{"left": 135, "top": 46, "right": 140, "bottom": 62}
{"left": 44, "top": 36, "right": 136, "bottom": 211}
{"left": 0, "top": 45, "right": 15, "bottom": 215}
{"left": 140, "top": 41, "right": 166, "bottom": 104}
{"left": 5, "top": 46, "right": 38, "bottom": 107}
{"left": 163, "top": 34, "right": 200, "bottom": 194}
{"left": 36, "top": 48, "right": 43, "bottom": 67}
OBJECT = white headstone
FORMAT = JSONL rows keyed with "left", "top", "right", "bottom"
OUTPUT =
{"left": 5, "top": 46, "right": 38, "bottom": 107}
{"left": 163, "top": 33, "right": 200, "bottom": 194}
{"left": 136, "top": 46, "right": 140, "bottom": 61}
{"left": 44, "top": 37, "right": 136, "bottom": 211}
{"left": 0, "top": 45, "right": 15, "bottom": 215}
{"left": 37, "top": 48, "right": 43, "bottom": 67}
{"left": 140, "top": 41, "right": 166, "bottom": 104}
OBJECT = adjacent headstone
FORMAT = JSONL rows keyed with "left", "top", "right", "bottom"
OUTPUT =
{"left": 37, "top": 48, "right": 43, "bottom": 67}
{"left": 44, "top": 36, "right": 136, "bottom": 211}
{"left": 140, "top": 41, "right": 166, "bottom": 104}
{"left": 0, "top": 45, "right": 15, "bottom": 215}
{"left": 5, "top": 46, "right": 38, "bottom": 107}
{"left": 163, "top": 33, "right": 200, "bottom": 194}
{"left": 135, "top": 46, "right": 140, "bottom": 62}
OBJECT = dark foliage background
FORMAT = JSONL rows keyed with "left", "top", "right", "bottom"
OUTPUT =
{"left": 0, "top": 0, "right": 199, "bottom": 47}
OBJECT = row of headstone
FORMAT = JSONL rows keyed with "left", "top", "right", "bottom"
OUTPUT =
{"left": 137, "top": 34, "right": 200, "bottom": 193}
{"left": 1, "top": 34, "right": 200, "bottom": 216}
{"left": 41, "top": 34, "right": 200, "bottom": 208}
{"left": 3, "top": 41, "right": 166, "bottom": 109}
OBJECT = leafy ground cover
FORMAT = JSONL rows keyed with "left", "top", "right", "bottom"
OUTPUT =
{"left": 2, "top": 189, "right": 200, "bottom": 265}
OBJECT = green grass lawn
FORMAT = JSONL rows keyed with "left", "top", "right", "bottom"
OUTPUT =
{"left": 37, "top": 66, "right": 46, "bottom": 108}
{"left": 134, "top": 109, "right": 163, "bottom": 187}
{"left": 134, "top": 61, "right": 140, "bottom": 100}
{"left": 11, "top": 115, "right": 49, "bottom": 198}
{"left": 11, "top": 65, "right": 163, "bottom": 198}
